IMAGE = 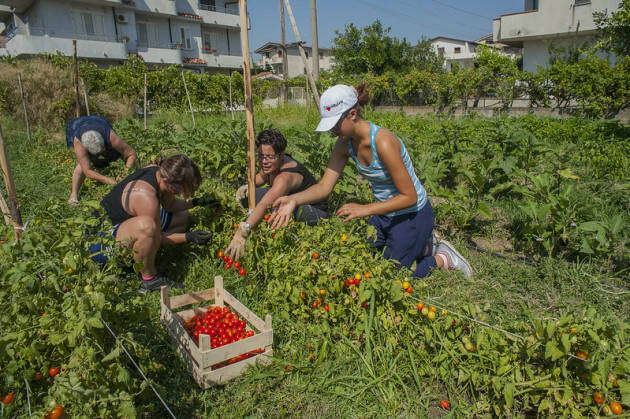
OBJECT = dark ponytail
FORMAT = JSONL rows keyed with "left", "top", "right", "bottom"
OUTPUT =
{"left": 159, "top": 154, "right": 202, "bottom": 197}
{"left": 355, "top": 83, "right": 370, "bottom": 107}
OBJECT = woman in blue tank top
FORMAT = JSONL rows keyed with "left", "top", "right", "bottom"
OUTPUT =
{"left": 271, "top": 84, "right": 472, "bottom": 278}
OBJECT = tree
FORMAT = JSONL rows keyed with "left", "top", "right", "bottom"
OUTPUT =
{"left": 594, "top": 0, "right": 630, "bottom": 56}
{"left": 331, "top": 20, "right": 442, "bottom": 75}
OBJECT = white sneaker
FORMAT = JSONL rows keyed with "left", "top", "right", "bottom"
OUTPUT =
{"left": 418, "top": 232, "right": 439, "bottom": 259}
{"left": 435, "top": 240, "right": 473, "bottom": 277}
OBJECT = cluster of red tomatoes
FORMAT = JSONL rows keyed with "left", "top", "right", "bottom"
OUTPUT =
{"left": 216, "top": 251, "right": 246, "bottom": 276}
{"left": 183, "top": 305, "right": 254, "bottom": 349}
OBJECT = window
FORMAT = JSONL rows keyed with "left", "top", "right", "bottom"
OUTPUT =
{"left": 454, "top": 47, "right": 461, "bottom": 54}
{"left": 71, "top": 11, "right": 105, "bottom": 37}
{"left": 437, "top": 47, "right": 445, "bottom": 57}
{"left": 199, "top": 0, "right": 216, "bottom": 10}
{"left": 179, "top": 27, "right": 192, "bottom": 49}
{"left": 525, "top": 0, "right": 538, "bottom": 11}
{"left": 574, "top": 0, "right": 590, "bottom": 5}
{"left": 264, "top": 52, "right": 270, "bottom": 58}
{"left": 278, "top": 49, "right": 282, "bottom": 57}
{"left": 305, "top": 51, "right": 309, "bottom": 58}
{"left": 137, "top": 22, "right": 158, "bottom": 47}
{"left": 319, "top": 52, "right": 323, "bottom": 59}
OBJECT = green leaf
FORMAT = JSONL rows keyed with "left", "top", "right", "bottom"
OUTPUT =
{"left": 557, "top": 168, "right": 580, "bottom": 180}
{"left": 504, "top": 382, "right": 515, "bottom": 408}
{"left": 561, "top": 333, "right": 571, "bottom": 353}
{"left": 102, "top": 347, "right": 121, "bottom": 363}
{"left": 545, "top": 341, "right": 564, "bottom": 361}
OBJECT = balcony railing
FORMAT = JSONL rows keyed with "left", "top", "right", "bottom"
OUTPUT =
{"left": 198, "top": 3, "right": 238, "bottom": 15}
{"left": 202, "top": 46, "right": 240, "bottom": 56}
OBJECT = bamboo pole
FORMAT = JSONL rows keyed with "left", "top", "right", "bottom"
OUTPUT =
{"left": 283, "top": 0, "right": 320, "bottom": 107}
{"left": 181, "top": 71, "right": 196, "bottom": 127}
{"left": 80, "top": 77, "right": 90, "bottom": 116}
{"left": 229, "top": 73, "right": 234, "bottom": 120}
{"left": 17, "top": 73, "right": 31, "bottom": 142}
{"left": 143, "top": 72, "right": 148, "bottom": 129}
{"left": 238, "top": 0, "right": 256, "bottom": 210}
{"left": 0, "top": 123, "right": 24, "bottom": 239}
{"left": 72, "top": 40, "right": 80, "bottom": 118}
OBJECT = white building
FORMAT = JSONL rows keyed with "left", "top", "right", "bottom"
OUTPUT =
{"left": 430, "top": 37, "right": 480, "bottom": 71}
{"left": 254, "top": 42, "right": 333, "bottom": 79}
{"left": 0, "top": 0, "right": 245, "bottom": 73}
{"left": 493, "top": 0, "right": 620, "bottom": 72}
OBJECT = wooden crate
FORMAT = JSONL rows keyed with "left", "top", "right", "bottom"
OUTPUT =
{"left": 160, "top": 276, "right": 273, "bottom": 388}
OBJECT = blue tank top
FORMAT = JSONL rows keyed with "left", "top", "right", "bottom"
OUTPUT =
{"left": 347, "top": 122, "right": 427, "bottom": 217}
{"left": 65, "top": 115, "right": 122, "bottom": 168}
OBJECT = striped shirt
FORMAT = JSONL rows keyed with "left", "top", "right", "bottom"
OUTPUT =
{"left": 347, "top": 122, "right": 427, "bottom": 217}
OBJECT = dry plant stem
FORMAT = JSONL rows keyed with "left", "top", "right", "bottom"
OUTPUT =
{"left": 17, "top": 73, "right": 31, "bottom": 142}
{"left": 0, "top": 123, "right": 24, "bottom": 239}
{"left": 73, "top": 40, "right": 80, "bottom": 118}
{"left": 181, "top": 71, "right": 196, "bottom": 127}
{"left": 143, "top": 72, "right": 147, "bottom": 129}
{"left": 81, "top": 77, "right": 90, "bottom": 116}
{"left": 0, "top": 191, "right": 11, "bottom": 226}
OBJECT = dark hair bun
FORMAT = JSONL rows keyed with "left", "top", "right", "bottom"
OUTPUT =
{"left": 356, "top": 83, "right": 370, "bottom": 106}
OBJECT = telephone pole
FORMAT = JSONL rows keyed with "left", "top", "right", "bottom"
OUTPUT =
{"left": 310, "top": 0, "right": 319, "bottom": 80}
{"left": 280, "top": 0, "right": 289, "bottom": 104}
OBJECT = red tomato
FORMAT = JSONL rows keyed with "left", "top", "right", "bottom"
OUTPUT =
{"left": 324, "top": 305, "right": 329, "bottom": 312}
{"left": 217, "top": 250, "right": 224, "bottom": 259}
{"left": 264, "top": 214, "right": 270, "bottom": 221}
{"left": 238, "top": 268, "right": 246, "bottom": 276}
{"left": 312, "top": 252, "right": 319, "bottom": 259}
{"left": 35, "top": 373, "right": 43, "bottom": 380}
{"left": 362, "top": 302, "right": 368, "bottom": 308}
{"left": 234, "top": 261, "right": 241, "bottom": 269}
{"left": 48, "top": 406, "right": 64, "bottom": 419}
{"left": 2, "top": 393, "right": 14, "bottom": 404}
{"left": 440, "top": 400, "right": 450, "bottom": 409}
{"left": 271, "top": 233, "right": 275, "bottom": 239}
{"left": 225, "top": 263, "right": 232, "bottom": 270}
{"left": 593, "top": 392, "right": 605, "bottom": 404}
{"left": 48, "top": 366, "right": 60, "bottom": 377}
{"left": 223, "top": 256, "right": 229, "bottom": 262}
{"left": 610, "top": 402, "right": 623, "bottom": 415}
{"left": 406, "top": 287, "right": 413, "bottom": 294}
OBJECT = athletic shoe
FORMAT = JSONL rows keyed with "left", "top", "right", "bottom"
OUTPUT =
{"left": 418, "top": 232, "right": 440, "bottom": 259}
{"left": 435, "top": 240, "right": 473, "bottom": 277}
{"left": 137, "top": 274, "right": 184, "bottom": 294}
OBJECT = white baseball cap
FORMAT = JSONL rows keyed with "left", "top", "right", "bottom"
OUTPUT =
{"left": 315, "top": 84, "right": 358, "bottom": 132}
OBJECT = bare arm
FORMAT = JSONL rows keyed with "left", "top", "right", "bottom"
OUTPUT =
{"left": 109, "top": 131, "right": 137, "bottom": 170}
{"left": 336, "top": 129, "right": 417, "bottom": 221}
{"left": 269, "top": 139, "right": 348, "bottom": 229}
{"left": 246, "top": 172, "right": 300, "bottom": 229}
{"left": 286, "top": 139, "right": 348, "bottom": 206}
{"left": 73, "top": 139, "right": 115, "bottom": 184}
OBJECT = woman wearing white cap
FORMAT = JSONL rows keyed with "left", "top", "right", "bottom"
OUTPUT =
{"left": 66, "top": 115, "right": 137, "bottom": 206}
{"left": 270, "top": 84, "right": 472, "bottom": 278}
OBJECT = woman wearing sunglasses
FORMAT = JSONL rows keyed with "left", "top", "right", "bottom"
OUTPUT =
{"left": 93, "top": 154, "right": 216, "bottom": 293}
{"left": 270, "top": 84, "right": 472, "bottom": 279}
{"left": 225, "top": 129, "right": 328, "bottom": 259}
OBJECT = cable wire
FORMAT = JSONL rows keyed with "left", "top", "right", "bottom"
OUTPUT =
{"left": 429, "top": 0, "right": 494, "bottom": 21}
{"left": 24, "top": 378, "right": 31, "bottom": 418}
{"left": 101, "top": 319, "right": 177, "bottom": 419}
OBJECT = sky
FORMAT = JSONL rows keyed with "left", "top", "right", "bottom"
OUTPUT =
{"left": 246, "top": 0, "right": 524, "bottom": 59}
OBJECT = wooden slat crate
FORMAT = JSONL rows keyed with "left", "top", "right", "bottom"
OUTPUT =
{"left": 160, "top": 276, "right": 273, "bottom": 388}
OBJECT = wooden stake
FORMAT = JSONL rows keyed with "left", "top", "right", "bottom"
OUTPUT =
{"left": 280, "top": 0, "right": 288, "bottom": 105}
{"left": 0, "top": 123, "right": 24, "bottom": 239}
{"left": 80, "top": 77, "right": 90, "bottom": 116}
{"left": 17, "top": 73, "right": 31, "bottom": 142}
{"left": 72, "top": 40, "right": 80, "bottom": 118}
{"left": 229, "top": 73, "right": 234, "bottom": 120}
{"left": 239, "top": 0, "right": 256, "bottom": 210}
{"left": 305, "top": 77, "right": 309, "bottom": 111}
{"left": 181, "top": 71, "right": 196, "bottom": 127}
{"left": 143, "top": 72, "right": 148, "bottom": 129}
{"left": 283, "top": 0, "right": 320, "bottom": 107}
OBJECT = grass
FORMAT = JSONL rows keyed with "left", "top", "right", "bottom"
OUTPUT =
{"left": 0, "top": 107, "right": 628, "bottom": 417}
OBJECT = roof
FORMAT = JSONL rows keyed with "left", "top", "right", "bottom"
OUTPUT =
{"left": 254, "top": 41, "right": 331, "bottom": 54}
{"left": 429, "top": 36, "right": 480, "bottom": 46}
{"left": 474, "top": 34, "right": 493, "bottom": 43}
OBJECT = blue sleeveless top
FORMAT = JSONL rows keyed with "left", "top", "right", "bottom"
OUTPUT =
{"left": 65, "top": 115, "right": 122, "bottom": 168}
{"left": 347, "top": 122, "right": 427, "bottom": 217}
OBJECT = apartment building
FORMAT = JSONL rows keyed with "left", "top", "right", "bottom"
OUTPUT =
{"left": 254, "top": 42, "right": 333, "bottom": 79}
{"left": 0, "top": 0, "right": 245, "bottom": 73}
{"left": 430, "top": 36, "right": 522, "bottom": 72}
{"left": 493, "top": 0, "right": 620, "bottom": 72}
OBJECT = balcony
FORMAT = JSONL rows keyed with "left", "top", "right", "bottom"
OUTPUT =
{"left": 196, "top": 3, "right": 241, "bottom": 28}
{"left": 133, "top": 0, "right": 178, "bottom": 17}
{"left": 0, "top": 33, "right": 127, "bottom": 60}
{"left": 494, "top": 0, "right": 618, "bottom": 45}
